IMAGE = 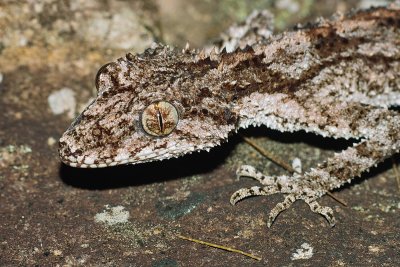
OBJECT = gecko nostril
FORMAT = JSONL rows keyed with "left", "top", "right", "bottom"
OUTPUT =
{"left": 58, "top": 140, "right": 71, "bottom": 157}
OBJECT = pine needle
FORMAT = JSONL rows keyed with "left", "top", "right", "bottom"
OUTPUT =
{"left": 242, "top": 136, "right": 296, "bottom": 173}
{"left": 177, "top": 234, "right": 261, "bottom": 261}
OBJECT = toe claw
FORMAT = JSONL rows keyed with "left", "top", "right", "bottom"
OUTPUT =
{"left": 230, "top": 185, "right": 279, "bottom": 205}
{"left": 305, "top": 197, "right": 336, "bottom": 227}
{"left": 267, "top": 194, "right": 298, "bottom": 227}
{"left": 236, "top": 165, "right": 258, "bottom": 178}
{"left": 236, "top": 165, "right": 280, "bottom": 185}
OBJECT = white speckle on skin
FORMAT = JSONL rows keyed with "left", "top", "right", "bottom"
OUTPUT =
{"left": 48, "top": 88, "right": 76, "bottom": 119}
{"left": 94, "top": 205, "right": 130, "bottom": 226}
{"left": 291, "top": 243, "right": 314, "bottom": 260}
{"left": 135, "top": 147, "right": 154, "bottom": 157}
{"left": 115, "top": 151, "right": 130, "bottom": 161}
{"left": 83, "top": 156, "right": 96, "bottom": 165}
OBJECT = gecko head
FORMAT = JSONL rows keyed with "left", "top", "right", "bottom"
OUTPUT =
{"left": 59, "top": 45, "right": 238, "bottom": 168}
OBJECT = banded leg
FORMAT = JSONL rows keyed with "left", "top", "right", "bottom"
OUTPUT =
{"left": 267, "top": 193, "right": 298, "bottom": 227}
{"left": 304, "top": 195, "right": 336, "bottom": 226}
{"left": 237, "top": 165, "right": 299, "bottom": 186}
{"left": 232, "top": 104, "right": 400, "bottom": 227}
{"left": 236, "top": 165, "right": 271, "bottom": 184}
{"left": 230, "top": 185, "right": 279, "bottom": 205}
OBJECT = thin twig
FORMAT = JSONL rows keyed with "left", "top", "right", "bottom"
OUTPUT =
{"left": 392, "top": 157, "right": 400, "bottom": 192}
{"left": 326, "top": 192, "right": 347, "bottom": 206}
{"left": 241, "top": 136, "right": 296, "bottom": 173}
{"left": 177, "top": 234, "right": 262, "bottom": 261}
{"left": 242, "top": 135, "right": 347, "bottom": 206}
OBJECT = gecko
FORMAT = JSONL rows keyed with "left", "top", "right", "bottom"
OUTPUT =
{"left": 59, "top": 4, "right": 400, "bottom": 227}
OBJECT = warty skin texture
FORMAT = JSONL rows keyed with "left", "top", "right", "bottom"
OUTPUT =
{"left": 59, "top": 5, "right": 400, "bottom": 226}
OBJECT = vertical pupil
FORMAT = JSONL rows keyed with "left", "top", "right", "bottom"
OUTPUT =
{"left": 156, "top": 109, "right": 164, "bottom": 133}
{"left": 142, "top": 101, "right": 178, "bottom": 137}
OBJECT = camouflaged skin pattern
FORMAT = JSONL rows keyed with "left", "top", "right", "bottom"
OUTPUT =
{"left": 59, "top": 5, "right": 400, "bottom": 227}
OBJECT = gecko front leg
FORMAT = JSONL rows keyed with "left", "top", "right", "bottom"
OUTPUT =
{"left": 231, "top": 102, "right": 400, "bottom": 227}
{"left": 231, "top": 166, "right": 337, "bottom": 227}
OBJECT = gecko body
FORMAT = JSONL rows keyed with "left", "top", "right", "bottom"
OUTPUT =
{"left": 59, "top": 5, "right": 400, "bottom": 226}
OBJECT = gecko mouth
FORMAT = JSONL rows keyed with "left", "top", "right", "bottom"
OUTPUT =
{"left": 58, "top": 134, "right": 201, "bottom": 168}
{"left": 59, "top": 126, "right": 205, "bottom": 168}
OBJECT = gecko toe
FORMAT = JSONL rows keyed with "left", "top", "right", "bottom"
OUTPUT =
{"left": 267, "top": 193, "right": 298, "bottom": 227}
{"left": 236, "top": 165, "right": 283, "bottom": 185}
{"left": 230, "top": 185, "right": 279, "bottom": 205}
{"left": 233, "top": 165, "right": 336, "bottom": 227}
{"left": 236, "top": 165, "right": 259, "bottom": 178}
{"left": 305, "top": 197, "right": 336, "bottom": 227}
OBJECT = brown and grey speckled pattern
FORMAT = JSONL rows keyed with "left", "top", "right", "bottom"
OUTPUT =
{"left": 59, "top": 5, "right": 400, "bottom": 226}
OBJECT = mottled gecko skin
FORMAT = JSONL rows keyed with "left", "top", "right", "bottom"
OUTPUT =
{"left": 59, "top": 5, "right": 400, "bottom": 227}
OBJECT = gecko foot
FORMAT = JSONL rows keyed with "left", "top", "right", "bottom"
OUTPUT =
{"left": 231, "top": 165, "right": 336, "bottom": 227}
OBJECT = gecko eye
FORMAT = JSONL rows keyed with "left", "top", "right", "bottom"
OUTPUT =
{"left": 141, "top": 101, "right": 179, "bottom": 137}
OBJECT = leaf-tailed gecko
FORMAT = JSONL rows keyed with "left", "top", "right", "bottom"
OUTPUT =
{"left": 59, "top": 5, "right": 400, "bottom": 227}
